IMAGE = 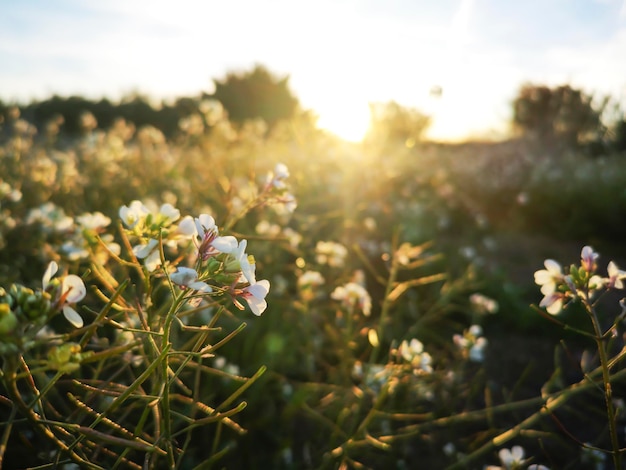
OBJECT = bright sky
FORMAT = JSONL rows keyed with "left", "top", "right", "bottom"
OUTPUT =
{"left": 1, "top": 0, "right": 626, "bottom": 141}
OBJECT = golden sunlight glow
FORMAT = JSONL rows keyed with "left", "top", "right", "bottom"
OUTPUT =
{"left": 315, "top": 100, "right": 372, "bottom": 143}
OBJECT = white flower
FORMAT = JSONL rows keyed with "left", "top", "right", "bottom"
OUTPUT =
{"left": 498, "top": 445, "right": 525, "bottom": 468}
{"left": 534, "top": 259, "right": 563, "bottom": 296}
{"left": 581, "top": 246, "right": 599, "bottom": 273}
{"left": 43, "top": 261, "right": 86, "bottom": 328}
{"left": 132, "top": 239, "right": 161, "bottom": 272}
{"left": 297, "top": 271, "right": 325, "bottom": 288}
{"left": 469, "top": 293, "right": 499, "bottom": 314}
{"left": 181, "top": 213, "right": 237, "bottom": 259}
{"left": 316, "top": 241, "right": 348, "bottom": 267}
{"left": 157, "top": 203, "right": 180, "bottom": 226}
{"left": 539, "top": 292, "right": 565, "bottom": 315}
{"left": 274, "top": 163, "right": 290, "bottom": 180}
{"left": 607, "top": 261, "right": 626, "bottom": 289}
{"left": 268, "top": 163, "right": 290, "bottom": 189}
{"left": 399, "top": 338, "right": 424, "bottom": 362}
{"left": 76, "top": 211, "right": 111, "bottom": 230}
{"left": 469, "top": 337, "right": 488, "bottom": 362}
{"left": 119, "top": 200, "right": 150, "bottom": 229}
{"left": 170, "top": 267, "right": 212, "bottom": 293}
{"left": 240, "top": 280, "right": 270, "bottom": 316}
{"left": 398, "top": 339, "right": 432, "bottom": 373}
{"left": 226, "top": 239, "right": 256, "bottom": 284}
{"left": 331, "top": 282, "right": 372, "bottom": 316}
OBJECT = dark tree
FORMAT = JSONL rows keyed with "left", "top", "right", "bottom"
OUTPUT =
{"left": 209, "top": 65, "right": 299, "bottom": 128}
{"left": 512, "top": 83, "right": 605, "bottom": 148}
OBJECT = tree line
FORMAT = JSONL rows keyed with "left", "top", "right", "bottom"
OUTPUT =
{"left": 0, "top": 64, "right": 625, "bottom": 153}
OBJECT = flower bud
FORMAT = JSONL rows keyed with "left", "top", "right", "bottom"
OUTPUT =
{"left": 0, "top": 304, "right": 18, "bottom": 335}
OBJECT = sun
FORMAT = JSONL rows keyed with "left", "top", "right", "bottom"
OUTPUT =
{"left": 314, "top": 100, "right": 372, "bottom": 143}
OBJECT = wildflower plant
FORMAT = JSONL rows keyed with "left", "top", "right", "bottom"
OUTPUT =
{"left": 531, "top": 245, "right": 626, "bottom": 469}
{"left": 0, "top": 160, "right": 294, "bottom": 467}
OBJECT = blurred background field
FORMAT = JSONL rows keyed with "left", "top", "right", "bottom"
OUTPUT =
{"left": 2, "top": 1, "right": 626, "bottom": 468}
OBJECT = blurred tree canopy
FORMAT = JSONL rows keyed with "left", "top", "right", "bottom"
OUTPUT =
{"left": 208, "top": 65, "right": 299, "bottom": 128}
{"left": 15, "top": 94, "right": 202, "bottom": 137}
{"left": 512, "top": 83, "right": 608, "bottom": 148}
{"left": 365, "top": 101, "right": 430, "bottom": 149}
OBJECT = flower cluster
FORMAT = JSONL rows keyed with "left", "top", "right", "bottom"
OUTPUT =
{"left": 397, "top": 338, "right": 433, "bottom": 374}
{"left": 119, "top": 201, "right": 271, "bottom": 316}
{"left": 266, "top": 163, "right": 297, "bottom": 214}
{"left": 534, "top": 245, "right": 626, "bottom": 315}
{"left": 0, "top": 261, "right": 86, "bottom": 354}
{"left": 119, "top": 200, "right": 182, "bottom": 271}
{"left": 484, "top": 445, "right": 550, "bottom": 469}
{"left": 315, "top": 241, "right": 348, "bottom": 267}
{"left": 453, "top": 324, "right": 488, "bottom": 363}
{"left": 61, "top": 211, "right": 121, "bottom": 263}
{"left": 297, "top": 270, "right": 325, "bottom": 301}
{"left": 469, "top": 293, "right": 499, "bottom": 315}
{"left": 331, "top": 281, "right": 372, "bottom": 316}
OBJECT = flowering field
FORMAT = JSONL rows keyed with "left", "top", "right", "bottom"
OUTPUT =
{"left": 1, "top": 104, "right": 626, "bottom": 469}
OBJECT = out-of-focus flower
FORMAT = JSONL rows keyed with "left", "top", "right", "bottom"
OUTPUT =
{"left": 179, "top": 113, "right": 204, "bottom": 135}
{"left": 282, "top": 227, "right": 302, "bottom": 248}
{"left": 453, "top": 324, "right": 488, "bottom": 362}
{"left": 534, "top": 259, "right": 563, "bottom": 296}
{"left": 487, "top": 445, "right": 525, "bottom": 469}
{"left": 516, "top": 192, "right": 529, "bottom": 205}
{"left": 398, "top": 338, "right": 433, "bottom": 374}
{"left": 26, "top": 202, "right": 74, "bottom": 233}
{"left": 255, "top": 220, "right": 281, "bottom": 236}
{"left": 79, "top": 111, "right": 97, "bottom": 132}
{"left": 156, "top": 203, "right": 180, "bottom": 226}
{"left": 133, "top": 239, "right": 161, "bottom": 272}
{"left": 76, "top": 211, "right": 111, "bottom": 231}
{"left": 199, "top": 99, "right": 226, "bottom": 126}
{"left": 298, "top": 270, "right": 325, "bottom": 301}
{"left": 267, "top": 163, "right": 290, "bottom": 189}
{"left": 297, "top": 271, "right": 325, "bottom": 289}
{"left": 316, "top": 241, "right": 348, "bottom": 267}
{"left": 43, "top": 261, "right": 86, "bottom": 328}
{"left": 607, "top": 261, "right": 626, "bottom": 289}
{"left": 331, "top": 282, "right": 372, "bottom": 316}
{"left": 170, "top": 267, "right": 212, "bottom": 293}
{"left": 469, "top": 293, "right": 499, "bottom": 315}
{"left": 120, "top": 200, "right": 150, "bottom": 229}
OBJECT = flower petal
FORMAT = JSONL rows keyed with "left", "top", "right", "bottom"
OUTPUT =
{"left": 188, "top": 281, "right": 212, "bottom": 293}
{"left": 170, "top": 267, "right": 198, "bottom": 286}
{"left": 212, "top": 235, "right": 238, "bottom": 254}
{"left": 177, "top": 216, "right": 197, "bottom": 237}
{"left": 244, "top": 296, "right": 267, "bottom": 316}
{"left": 62, "top": 305, "right": 84, "bottom": 328}
{"left": 247, "top": 280, "right": 270, "bottom": 298}
{"left": 62, "top": 275, "right": 87, "bottom": 303}
{"left": 43, "top": 261, "right": 58, "bottom": 289}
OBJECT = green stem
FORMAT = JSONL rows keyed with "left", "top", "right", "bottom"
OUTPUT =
{"left": 585, "top": 296, "right": 622, "bottom": 469}
{"left": 370, "top": 232, "right": 400, "bottom": 364}
{"left": 159, "top": 287, "right": 187, "bottom": 467}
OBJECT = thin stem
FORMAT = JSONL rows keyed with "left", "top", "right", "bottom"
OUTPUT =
{"left": 585, "top": 294, "right": 622, "bottom": 469}
{"left": 370, "top": 231, "right": 400, "bottom": 364}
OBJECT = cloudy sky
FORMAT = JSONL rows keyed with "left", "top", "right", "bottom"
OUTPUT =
{"left": 1, "top": 0, "right": 625, "bottom": 141}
